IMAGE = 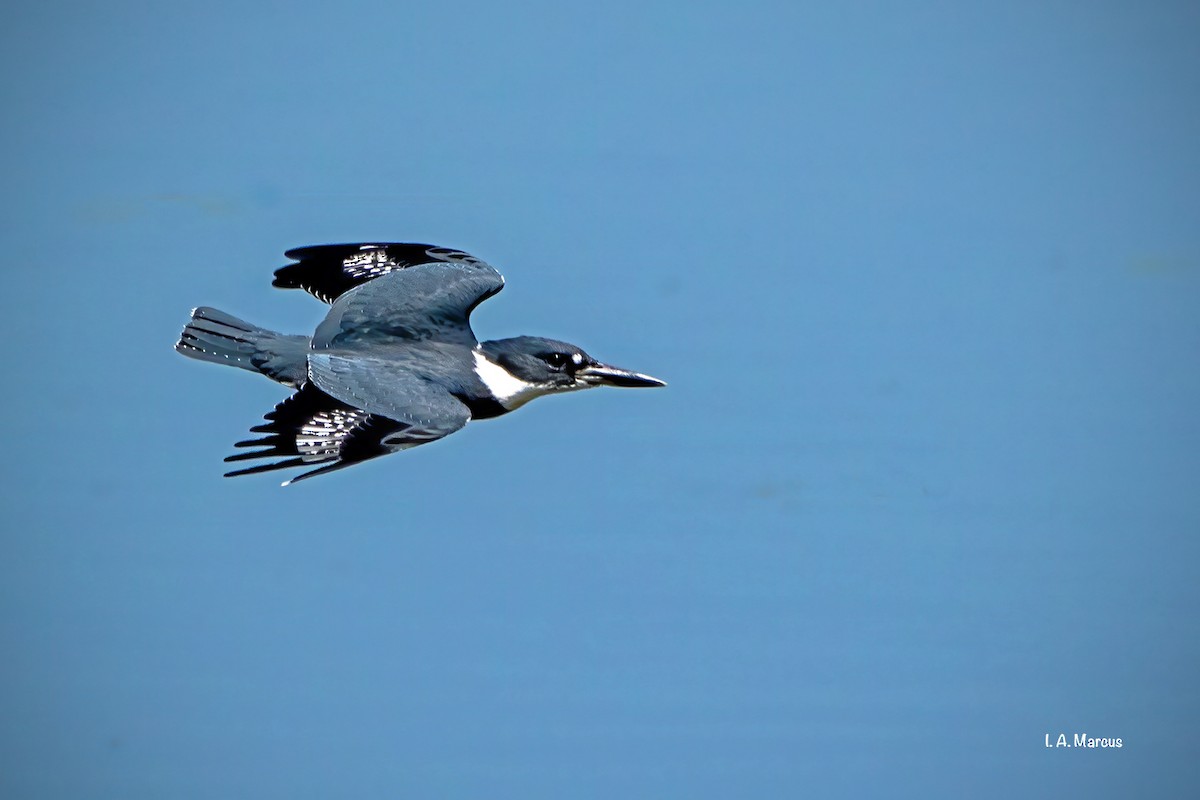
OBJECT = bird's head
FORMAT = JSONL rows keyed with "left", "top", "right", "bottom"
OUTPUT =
{"left": 477, "top": 336, "right": 665, "bottom": 408}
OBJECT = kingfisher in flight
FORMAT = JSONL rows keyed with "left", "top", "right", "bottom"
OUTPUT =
{"left": 175, "top": 243, "right": 666, "bottom": 485}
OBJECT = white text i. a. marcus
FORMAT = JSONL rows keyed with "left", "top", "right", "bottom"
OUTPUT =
{"left": 1045, "top": 733, "right": 1123, "bottom": 748}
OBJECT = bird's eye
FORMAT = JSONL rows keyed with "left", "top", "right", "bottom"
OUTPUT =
{"left": 543, "top": 353, "right": 570, "bottom": 369}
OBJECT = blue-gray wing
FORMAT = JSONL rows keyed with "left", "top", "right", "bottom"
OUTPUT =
{"left": 224, "top": 353, "right": 470, "bottom": 484}
{"left": 280, "top": 243, "right": 505, "bottom": 347}
{"left": 307, "top": 352, "right": 472, "bottom": 432}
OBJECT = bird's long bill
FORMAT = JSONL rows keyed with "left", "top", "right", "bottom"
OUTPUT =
{"left": 578, "top": 363, "right": 667, "bottom": 388}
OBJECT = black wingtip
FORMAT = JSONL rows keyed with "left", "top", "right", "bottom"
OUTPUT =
{"left": 279, "top": 460, "right": 357, "bottom": 486}
{"left": 234, "top": 435, "right": 283, "bottom": 448}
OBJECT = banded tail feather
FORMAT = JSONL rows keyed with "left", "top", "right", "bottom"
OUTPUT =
{"left": 175, "top": 306, "right": 309, "bottom": 387}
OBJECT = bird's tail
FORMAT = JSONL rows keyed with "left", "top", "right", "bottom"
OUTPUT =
{"left": 175, "top": 306, "right": 310, "bottom": 387}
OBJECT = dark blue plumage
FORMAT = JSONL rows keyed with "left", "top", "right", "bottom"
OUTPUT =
{"left": 176, "top": 242, "right": 665, "bottom": 484}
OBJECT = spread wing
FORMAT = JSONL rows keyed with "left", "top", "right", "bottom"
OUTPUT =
{"left": 275, "top": 242, "right": 503, "bottom": 303}
{"left": 224, "top": 357, "right": 471, "bottom": 484}
{"left": 278, "top": 243, "right": 506, "bottom": 348}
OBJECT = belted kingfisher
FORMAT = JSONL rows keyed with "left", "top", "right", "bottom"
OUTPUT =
{"left": 175, "top": 243, "right": 665, "bottom": 484}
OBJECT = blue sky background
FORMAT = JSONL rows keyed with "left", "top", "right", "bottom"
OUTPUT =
{"left": 2, "top": 1, "right": 1198, "bottom": 797}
